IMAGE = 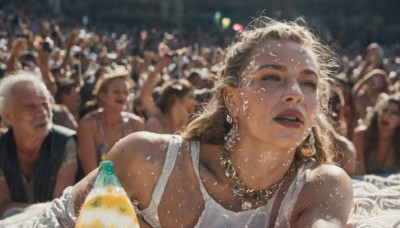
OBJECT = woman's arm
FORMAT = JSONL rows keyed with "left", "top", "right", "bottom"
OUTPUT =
{"left": 6, "top": 38, "right": 26, "bottom": 73}
{"left": 37, "top": 47, "right": 57, "bottom": 97}
{"left": 292, "top": 165, "right": 353, "bottom": 227}
{"left": 77, "top": 115, "right": 99, "bottom": 176}
{"left": 138, "top": 57, "right": 170, "bottom": 117}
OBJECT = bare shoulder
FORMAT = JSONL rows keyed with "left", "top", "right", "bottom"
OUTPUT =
{"left": 292, "top": 163, "right": 353, "bottom": 226}
{"left": 305, "top": 163, "right": 353, "bottom": 191}
{"left": 78, "top": 110, "right": 99, "bottom": 126}
{"left": 122, "top": 111, "right": 144, "bottom": 124}
{"left": 144, "top": 116, "right": 163, "bottom": 133}
{"left": 106, "top": 132, "right": 174, "bottom": 208}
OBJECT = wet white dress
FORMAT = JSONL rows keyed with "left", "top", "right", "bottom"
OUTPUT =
{"left": 140, "top": 136, "right": 314, "bottom": 228}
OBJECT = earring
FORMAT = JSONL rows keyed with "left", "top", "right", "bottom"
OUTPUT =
{"left": 225, "top": 110, "right": 240, "bottom": 151}
{"left": 301, "top": 130, "right": 316, "bottom": 157}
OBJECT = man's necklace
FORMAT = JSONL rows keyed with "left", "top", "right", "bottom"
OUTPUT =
{"left": 220, "top": 148, "right": 297, "bottom": 211}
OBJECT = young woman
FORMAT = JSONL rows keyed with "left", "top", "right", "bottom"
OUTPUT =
{"left": 139, "top": 56, "right": 197, "bottom": 134}
{"left": 77, "top": 71, "right": 144, "bottom": 176}
{"left": 72, "top": 17, "right": 353, "bottom": 227}
{"left": 353, "top": 92, "right": 400, "bottom": 175}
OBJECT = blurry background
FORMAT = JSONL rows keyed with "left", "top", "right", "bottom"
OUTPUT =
{"left": 5, "top": 0, "right": 400, "bottom": 48}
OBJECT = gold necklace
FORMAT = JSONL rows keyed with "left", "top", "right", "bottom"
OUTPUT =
{"left": 220, "top": 148, "right": 297, "bottom": 211}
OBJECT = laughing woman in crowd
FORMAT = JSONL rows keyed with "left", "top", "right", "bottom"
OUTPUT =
{"left": 77, "top": 71, "right": 144, "bottom": 177}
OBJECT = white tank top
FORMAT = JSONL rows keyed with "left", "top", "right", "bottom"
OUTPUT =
{"left": 139, "top": 136, "right": 313, "bottom": 227}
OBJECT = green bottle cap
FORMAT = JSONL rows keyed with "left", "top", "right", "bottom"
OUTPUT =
{"left": 93, "top": 160, "right": 122, "bottom": 188}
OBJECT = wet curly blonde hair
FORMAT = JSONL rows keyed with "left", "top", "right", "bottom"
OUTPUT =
{"left": 182, "top": 17, "right": 338, "bottom": 163}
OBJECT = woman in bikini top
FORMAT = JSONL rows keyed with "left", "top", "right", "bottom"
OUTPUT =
{"left": 77, "top": 70, "right": 144, "bottom": 177}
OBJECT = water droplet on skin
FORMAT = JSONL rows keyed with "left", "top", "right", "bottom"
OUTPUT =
{"left": 151, "top": 172, "right": 155, "bottom": 175}
{"left": 277, "top": 43, "right": 281, "bottom": 47}
{"left": 245, "top": 158, "right": 248, "bottom": 162}
{"left": 274, "top": 58, "right": 281, "bottom": 62}
{"left": 290, "top": 59, "right": 294, "bottom": 62}
{"left": 268, "top": 51, "right": 277, "bottom": 57}
{"left": 146, "top": 156, "right": 151, "bottom": 160}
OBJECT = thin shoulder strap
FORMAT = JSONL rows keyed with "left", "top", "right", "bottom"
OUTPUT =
{"left": 274, "top": 160, "right": 314, "bottom": 227}
{"left": 149, "top": 135, "right": 182, "bottom": 205}
{"left": 190, "top": 140, "right": 209, "bottom": 197}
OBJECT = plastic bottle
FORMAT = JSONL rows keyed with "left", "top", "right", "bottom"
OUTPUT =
{"left": 75, "top": 160, "right": 140, "bottom": 228}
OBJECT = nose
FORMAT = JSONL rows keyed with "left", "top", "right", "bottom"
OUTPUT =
{"left": 281, "top": 79, "right": 304, "bottom": 104}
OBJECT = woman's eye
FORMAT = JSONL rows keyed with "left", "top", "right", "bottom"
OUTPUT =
{"left": 302, "top": 80, "right": 318, "bottom": 89}
{"left": 261, "top": 75, "right": 281, "bottom": 81}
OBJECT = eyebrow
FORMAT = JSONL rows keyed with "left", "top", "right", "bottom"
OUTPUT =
{"left": 254, "top": 64, "right": 318, "bottom": 77}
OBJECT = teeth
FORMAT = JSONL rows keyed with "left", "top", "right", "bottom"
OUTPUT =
{"left": 283, "top": 116, "right": 297, "bottom": 120}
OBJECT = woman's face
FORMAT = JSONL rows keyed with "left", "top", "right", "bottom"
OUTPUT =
{"left": 100, "top": 78, "right": 130, "bottom": 111}
{"left": 231, "top": 40, "right": 319, "bottom": 149}
{"left": 178, "top": 90, "right": 197, "bottom": 116}
{"left": 378, "top": 101, "right": 400, "bottom": 130}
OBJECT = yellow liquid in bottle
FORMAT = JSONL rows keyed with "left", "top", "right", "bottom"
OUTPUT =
{"left": 75, "top": 186, "right": 139, "bottom": 228}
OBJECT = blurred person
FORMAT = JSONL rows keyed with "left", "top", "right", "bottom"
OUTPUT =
{"left": 52, "top": 78, "right": 80, "bottom": 130}
{"left": 77, "top": 70, "right": 144, "bottom": 176}
{"left": 349, "top": 68, "right": 391, "bottom": 138}
{"left": 0, "top": 71, "right": 77, "bottom": 217}
{"left": 6, "top": 36, "right": 57, "bottom": 97}
{"left": 355, "top": 43, "right": 386, "bottom": 80}
{"left": 187, "top": 68, "right": 206, "bottom": 89}
{"left": 353, "top": 92, "right": 400, "bottom": 175}
{"left": 329, "top": 86, "right": 357, "bottom": 175}
{"left": 139, "top": 57, "right": 197, "bottom": 134}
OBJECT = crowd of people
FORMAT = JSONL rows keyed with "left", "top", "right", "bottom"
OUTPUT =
{"left": 0, "top": 2, "right": 399, "bottom": 226}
